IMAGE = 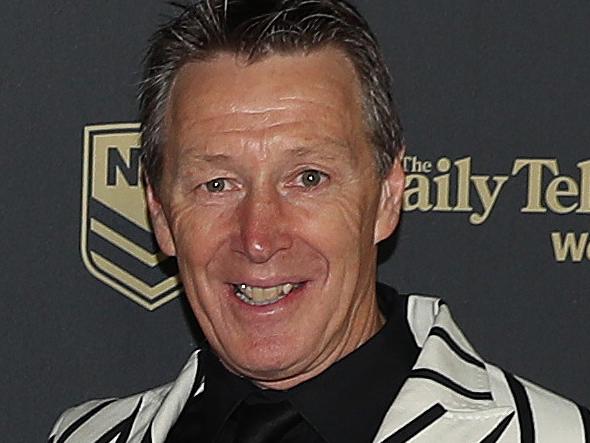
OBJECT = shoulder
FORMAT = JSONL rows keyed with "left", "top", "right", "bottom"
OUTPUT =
{"left": 485, "top": 363, "right": 590, "bottom": 440}
{"left": 48, "top": 349, "right": 204, "bottom": 443}
{"left": 402, "top": 293, "right": 589, "bottom": 440}
{"left": 48, "top": 383, "right": 173, "bottom": 443}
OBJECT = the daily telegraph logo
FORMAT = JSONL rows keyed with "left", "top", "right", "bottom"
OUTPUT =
{"left": 81, "top": 123, "right": 182, "bottom": 310}
{"left": 403, "top": 155, "right": 590, "bottom": 262}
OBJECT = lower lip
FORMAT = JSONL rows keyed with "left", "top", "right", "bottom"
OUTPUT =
{"left": 226, "top": 283, "right": 307, "bottom": 313}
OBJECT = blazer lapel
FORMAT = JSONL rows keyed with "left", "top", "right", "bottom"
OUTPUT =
{"left": 146, "top": 349, "right": 204, "bottom": 442}
{"left": 373, "top": 297, "right": 516, "bottom": 443}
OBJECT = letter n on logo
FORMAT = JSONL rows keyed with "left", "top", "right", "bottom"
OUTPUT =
{"left": 81, "top": 123, "right": 182, "bottom": 310}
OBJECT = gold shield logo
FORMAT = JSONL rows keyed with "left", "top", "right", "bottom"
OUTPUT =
{"left": 81, "top": 123, "right": 182, "bottom": 310}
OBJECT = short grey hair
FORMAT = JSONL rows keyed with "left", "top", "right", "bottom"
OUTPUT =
{"left": 140, "top": 0, "right": 404, "bottom": 190}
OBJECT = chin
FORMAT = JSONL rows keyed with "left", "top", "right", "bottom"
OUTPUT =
{"left": 222, "top": 334, "right": 313, "bottom": 384}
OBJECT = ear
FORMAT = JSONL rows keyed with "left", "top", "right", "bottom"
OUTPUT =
{"left": 146, "top": 182, "right": 176, "bottom": 256}
{"left": 374, "top": 153, "right": 405, "bottom": 244}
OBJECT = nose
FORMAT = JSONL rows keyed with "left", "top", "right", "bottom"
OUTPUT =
{"left": 231, "top": 187, "right": 293, "bottom": 263}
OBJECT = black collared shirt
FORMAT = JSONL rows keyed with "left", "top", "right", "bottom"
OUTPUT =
{"left": 165, "top": 284, "right": 419, "bottom": 442}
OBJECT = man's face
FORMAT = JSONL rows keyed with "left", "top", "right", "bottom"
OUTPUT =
{"left": 148, "top": 48, "right": 404, "bottom": 388}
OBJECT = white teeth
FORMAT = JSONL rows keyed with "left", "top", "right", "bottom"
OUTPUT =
{"left": 234, "top": 282, "right": 300, "bottom": 306}
{"left": 252, "top": 287, "right": 266, "bottom": 302}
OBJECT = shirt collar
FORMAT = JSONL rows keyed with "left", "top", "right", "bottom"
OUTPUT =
{"left": 198, "top": 347, "right": 258, "bottom": 441}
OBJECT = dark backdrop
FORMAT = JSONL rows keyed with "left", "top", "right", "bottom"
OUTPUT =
{"left": 1, "top": 1, "right": 589, "bottom": 441}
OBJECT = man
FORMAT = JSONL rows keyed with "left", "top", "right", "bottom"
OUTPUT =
{"left": 50, "top": 1, "right": 588, "bottom": 442}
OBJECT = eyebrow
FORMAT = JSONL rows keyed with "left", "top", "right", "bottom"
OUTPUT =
{"left": 186, "top": 153, "right": 231, "bottom": 163}
{"left": 285, "top": 141, "right": 352, "bottom": 161}
{"left": 287, "top": 146, "right": 337, "bottom": 159}
{"left": 174, "top": 152, "right": 234, "bottom": 182}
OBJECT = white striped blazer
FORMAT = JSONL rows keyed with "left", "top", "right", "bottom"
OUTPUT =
{"left": 49, "top": 295, "right": 589, "bottom": 442}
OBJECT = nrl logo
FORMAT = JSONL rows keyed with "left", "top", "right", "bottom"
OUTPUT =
{"left": 81, "top": 123, "right": 182, "bottom": 310}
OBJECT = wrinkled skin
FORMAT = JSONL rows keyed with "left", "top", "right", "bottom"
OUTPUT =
{"left": 147, "top": 48, "right": 405, "bottom": 389}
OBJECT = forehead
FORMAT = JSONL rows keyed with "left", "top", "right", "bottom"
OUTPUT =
{"left": 166, "top": 48, "right": 368, "bottom": 150}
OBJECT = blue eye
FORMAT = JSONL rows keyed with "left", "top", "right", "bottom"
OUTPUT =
{"left": 300, "top": 169, "right": 326, "bottom": 187}
{"left": 205, "top": 178, "right": 226, "bottom": 192}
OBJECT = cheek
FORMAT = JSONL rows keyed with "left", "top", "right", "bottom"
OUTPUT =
{"left": 168, "top": 200, "right": 234, "bottom": 266}
{"left": 293, "top": 191, "right": 376, "bottom": 261}
{"left": 167, "top": 203, "right": 235, "bottom": 327}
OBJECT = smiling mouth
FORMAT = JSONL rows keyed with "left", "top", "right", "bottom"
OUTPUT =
{"left": 232, "top": 282, "right": 303, "bottom": 306}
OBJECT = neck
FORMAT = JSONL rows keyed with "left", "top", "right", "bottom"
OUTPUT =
{"left": 253, "top": 292, "right": 385, "bottom": 390}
